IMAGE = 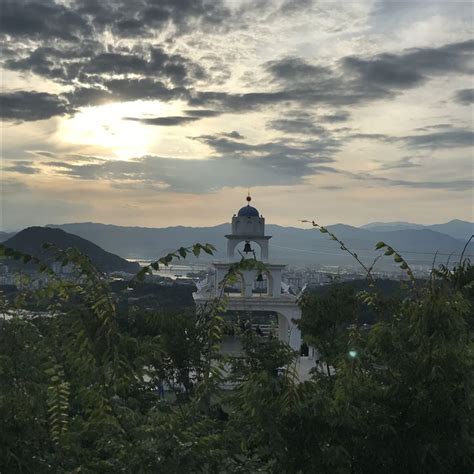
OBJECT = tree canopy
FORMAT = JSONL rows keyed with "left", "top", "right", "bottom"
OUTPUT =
{"left": 0, "top": 236, "right": 472, "bottom": 473}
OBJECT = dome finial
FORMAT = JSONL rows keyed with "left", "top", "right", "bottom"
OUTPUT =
{"left": 246, "top": 189, "right": 251, "bottom": 204}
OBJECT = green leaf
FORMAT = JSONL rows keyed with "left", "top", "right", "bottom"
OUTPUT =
{"left": 384, "top": 248, "right": 394, "bottom": 256}
{"left": 375, "top": 241, "right": 386, "bottom": 250}
{"left": 202, "top": 244, "right": 214, "bottom": 255}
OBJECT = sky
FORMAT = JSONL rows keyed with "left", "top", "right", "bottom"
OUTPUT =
{"left": 1, "top": 0, "right": 473, "bottom": 231}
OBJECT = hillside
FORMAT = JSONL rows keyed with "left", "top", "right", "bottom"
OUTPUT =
{"left": 3, "top": 227, "right": 140, "bottom": 274}
{"left": 48, "top": 222, "right": 472, "bottom": 270}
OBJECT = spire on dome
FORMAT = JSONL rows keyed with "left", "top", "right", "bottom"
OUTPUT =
{"left": 237, "top": 192, "right": 259, "bottom": 217}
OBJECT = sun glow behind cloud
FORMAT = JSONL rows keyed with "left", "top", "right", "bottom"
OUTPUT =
{"left": 58, "top": 101, "right": 170, "bottom": 159}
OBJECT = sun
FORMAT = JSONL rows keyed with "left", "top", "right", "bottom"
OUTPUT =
{"left": 58, "top": 101, "right": 170, "bottom": 159}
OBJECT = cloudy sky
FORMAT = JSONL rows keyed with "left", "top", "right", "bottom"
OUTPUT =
{"left": 1, "top": 0, "right": 473, "bottom": 230}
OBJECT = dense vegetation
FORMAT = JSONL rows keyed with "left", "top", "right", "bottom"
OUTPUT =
{"left": 0, "top": 232, "right": 473, "bottom": 473}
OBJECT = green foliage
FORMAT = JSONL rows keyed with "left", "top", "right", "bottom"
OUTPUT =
{"left": 299, "top": 284, "right": 358, "bottom": 373}
{"left": 0, "top": 235, "right": 473, "bottom": 473}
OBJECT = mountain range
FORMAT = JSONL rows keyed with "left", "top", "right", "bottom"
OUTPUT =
{"left": 360, "top": 219, "right": 472, "bottom": 240}
{"left": 1, "top": 220, "right": 471, "bottom": 272}
{"left": 2, "top": 227, "right": 140, "bottom": 274}
{"left": 41, "top": 220, "right": 473, "bottom": 271}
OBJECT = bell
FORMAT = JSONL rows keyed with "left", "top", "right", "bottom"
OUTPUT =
{"left": 256, "top": 273, "right": 264, "bottom": 282}
{"left": 243, "top": 241, "right": 253, "bottom": 253}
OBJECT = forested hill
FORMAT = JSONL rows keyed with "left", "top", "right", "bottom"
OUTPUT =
{"left": 2, "top": 227, "right": 140, "bottom": 274}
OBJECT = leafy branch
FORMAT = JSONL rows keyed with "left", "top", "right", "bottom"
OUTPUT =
{"left": 301, "top": 220, "right": 377, "bottom": 281}
{"left": 374, "top": 241, "right": 416, "bottom": 283}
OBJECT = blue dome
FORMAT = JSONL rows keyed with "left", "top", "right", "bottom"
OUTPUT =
{"left": 238, "top": 205, "right": 260, "bottom": 217}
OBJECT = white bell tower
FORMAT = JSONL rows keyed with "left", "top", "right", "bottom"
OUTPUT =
{"left": 193, "top": 195, "right": 302, "bottom": 352}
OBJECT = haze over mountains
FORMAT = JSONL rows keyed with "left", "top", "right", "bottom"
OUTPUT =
{"left": 36, "top": 220, "right": 473, "bottom": 271}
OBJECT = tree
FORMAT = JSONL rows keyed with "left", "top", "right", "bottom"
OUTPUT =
{"left": 0, "top": 236, "right": 472, "bottom": 473}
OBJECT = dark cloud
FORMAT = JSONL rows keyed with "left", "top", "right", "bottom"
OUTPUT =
{"left": 3, "top": 160, "right": 39, "bottom": 174}
{"left": 454, "top": 88, "right": 474, "bottom": 105}
{"left": 7, "top": 45, "right": 205, "bottom": 88}
{"left": 82, "top": 47, "right": 204, "bottom": 85}
{"left": 193, "top": 134, "right": 339, "bottom": 164}
{"left": 184, "top": 109, "right": 222, "bottom": 117}
{"left": 0, "top": 0, "right": 91, "bottom": 41}
{"left": 0, "top": 91, "right": 68, "bottom": 121}
{"left": 321, "top": 111, "right": 351, "bottom": 122}
{"left": 264, "top": 57, "right": 332, "bottom": 84}
{"left": 188, "top": 86, "right": 387, "bottom": 113}
{"left": 1, "top": 0, "right": 231, "bottom": 42}
{"left": 186, "top": 41, "right": 473, "bottom": 114}
{"left": 29, "top": 150, "right": 57, "bottom": 158}
{"left": 4, "top": 43, "right": 101, "bottom": 81}
{"left": 35, "top": 128, "right": 344, "bottom": 192}
{"left": 351, "top": 128, "right": 474, "bottom": 149}
{"left": 64, "top": 80, "right": 188, "bottom": 109}
{"left": 102, "top": 78, "right": 188, "bottom": 102}
{"left": 183, "top": 133, "right": 342, "bottom": 187}
{"left": 342, "top": 40, "right": 473, "bottom": 89}
{"left": 414, "top": 124, "right": 453, "bottom": 132}
{"left": 221, "top": 131, "right": 244, "bottom": 139}
{"left": 350, "top": 133, "right": 397, "bottom": 143}
{"left": 319, "top": 185, "right": 343, "bottom": 190}
{"left": 37, "top": 150, "right": 472, "bottom": 194}
{"left": 402, "top": 129, "right": 474, "bottom": 149}
{"left": 376, "top": 156, "right": 420, "bottom": 171}
{"left": 42, "top": 153, "right": 336, "bottom": 193}
{"left": 268, "top": 118, "right": 328, "bottom": 135}
{"left": 125, "top": 116, "right": 200, "bottom": 126}
{"left": 64, "top": 87, "right": 114, "bottom": 108}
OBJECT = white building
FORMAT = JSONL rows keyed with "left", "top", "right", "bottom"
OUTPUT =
{"left": 193, "top": 196, "right": 303, "bottom": 352}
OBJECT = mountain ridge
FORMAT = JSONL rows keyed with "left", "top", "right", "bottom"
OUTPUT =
{"left": 360, "top": 219, "right": 473, "bottom": 240}
{"left": 44, "top": 221, "right": 472, "bottom": 270}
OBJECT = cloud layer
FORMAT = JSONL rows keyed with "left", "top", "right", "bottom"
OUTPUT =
{"left": 1, "top": 0, "right": 473, "bottom": 228}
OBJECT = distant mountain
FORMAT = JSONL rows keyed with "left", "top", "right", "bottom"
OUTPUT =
{"left": 361, "top": 219, "right": 473, "bottom": 240}
{"left": 48, "top": 222, "right": 472, "bottom": 271}
{"left": 427, "top": 220, "right": 473, "bottom": 241}
{"left": 0, "top": 231, "right": 15, "bottom": 243}
{"left": 3, "top": 227, "right": 140, "bottom": 274}
{"left": 361, "top": 222, "right": 424, "bottom": 231}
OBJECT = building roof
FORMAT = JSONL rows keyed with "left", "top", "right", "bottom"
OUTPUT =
{"left": 237, "top": 204, "right": 260, "bottom": 217}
